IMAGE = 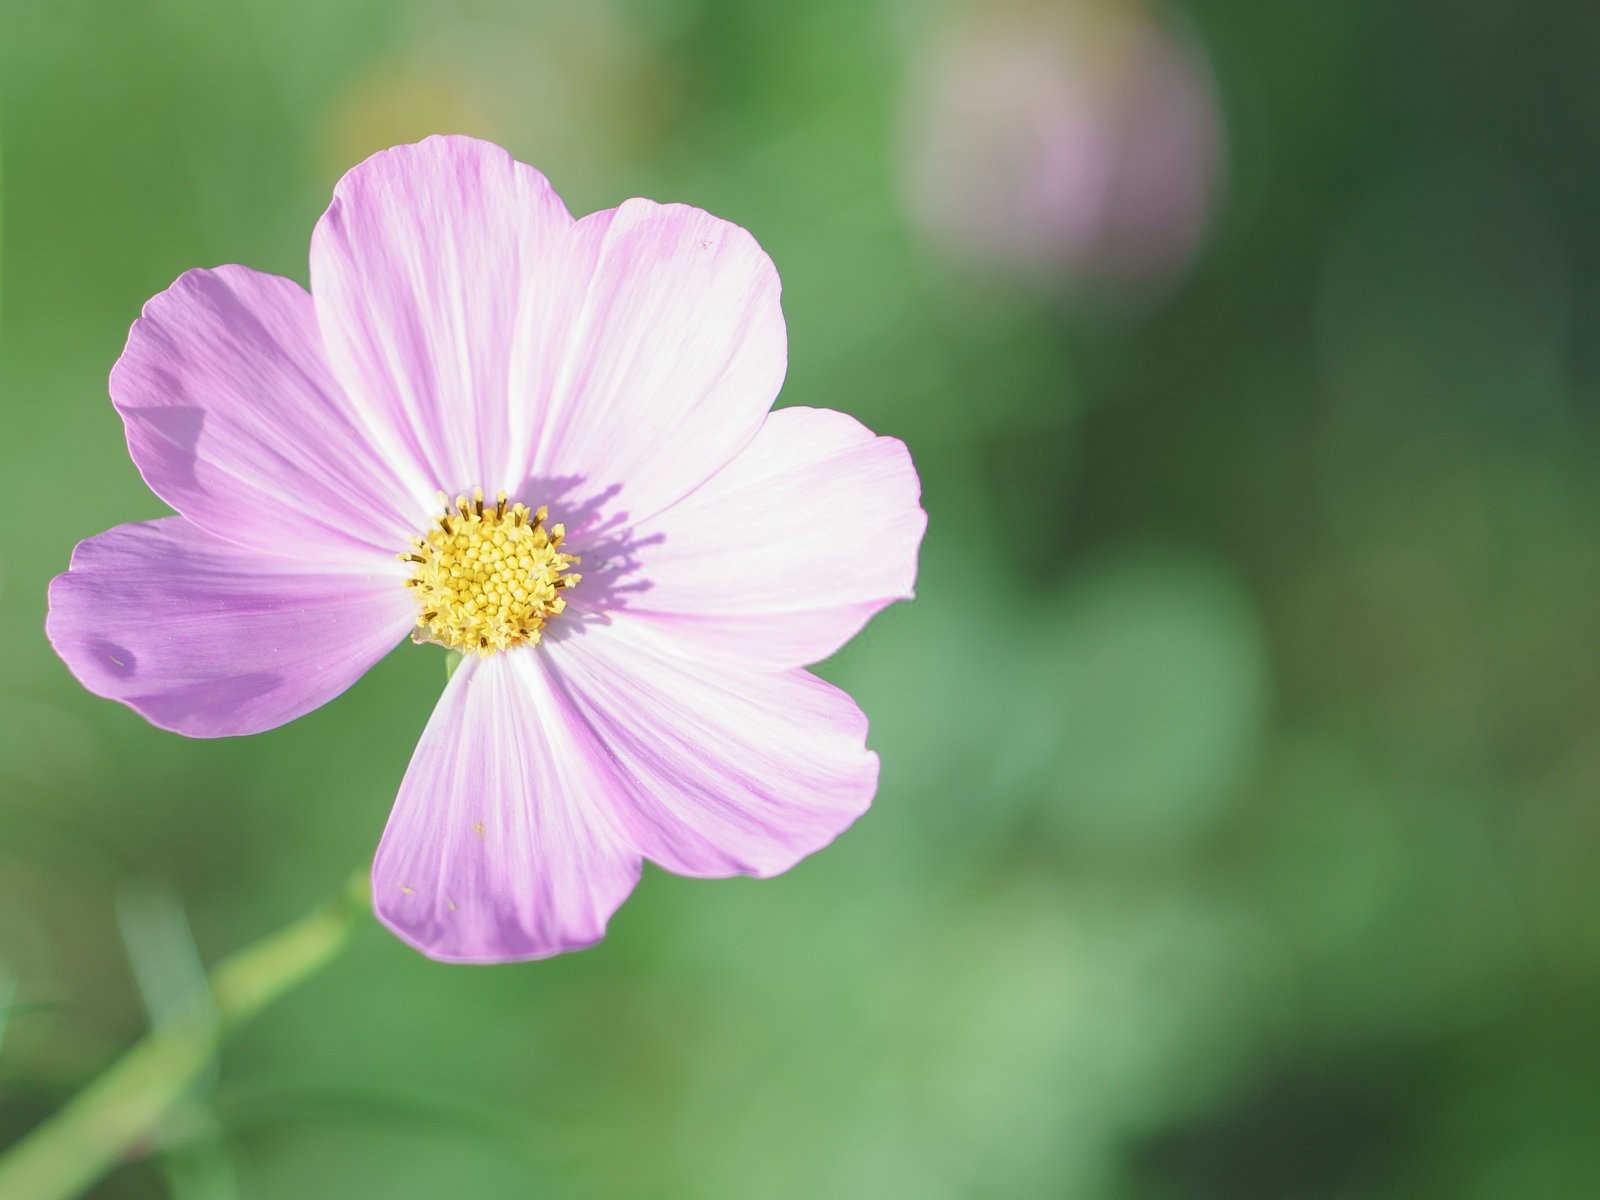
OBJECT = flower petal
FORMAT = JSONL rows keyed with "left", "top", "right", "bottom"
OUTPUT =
{"left": 372, "top": 651, "right": 642, "bottom": 963}
{"left": 543, "top": 615, "right": 878, "bottom": 879}
{"left": 507, "top": 197, "right": 787, "bottom": 524}
{"left": 310, "top": 136, "right": 786, "bottom": 521}
{"left": 309, "top": 135, "right": 577, "bottom": 494}
{"left": 626, "top": 406, "right": 926, "bottom": 669}
{"left": 46, "top": 518, "right": 415, "bottom": 737}
{"left": 112, "top": 265, "right": 428, "bottom": 565}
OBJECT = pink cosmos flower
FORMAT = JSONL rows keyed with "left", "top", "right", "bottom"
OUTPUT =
{"left": 904, "top": 0, "right": 1223, "bottom": 295}
{"left": 46, "top": 135, "right": 925, "bottom": 964}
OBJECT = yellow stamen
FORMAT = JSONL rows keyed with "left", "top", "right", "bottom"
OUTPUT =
{"left": 400, "top": 489, "right": 581, "bottom": 655}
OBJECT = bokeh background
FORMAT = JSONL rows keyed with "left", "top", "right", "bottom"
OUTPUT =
{"left": 4, "top": 0, "right": 1599, "bottom": 1195}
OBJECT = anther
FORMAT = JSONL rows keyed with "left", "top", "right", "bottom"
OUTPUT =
{"left": 401, "top": 487, "right": 580, "bottom": 656}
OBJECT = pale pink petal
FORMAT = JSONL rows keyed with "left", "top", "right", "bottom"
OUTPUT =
{"left": 309, "top": 135, "right": 576, "bottom": 494}
{"left": 310, "top": 136, "right": 785, "bottom": 522}
{"left": 46, "top": 518, "right": 415, "bottom": 738}
{"left": 543, "top": 615, "right": 878, "bottom": 879}
{"left": 507, "top": 197, "right": 787, "bottom": 524}
{"left": 627, "top": 406, "right": 926, "bottom": 669}
{"left": 111, "top": 265, "right": 428, "bottom": 566}
{"left": 372, "top": 651, "right": 642, "bottom": 963}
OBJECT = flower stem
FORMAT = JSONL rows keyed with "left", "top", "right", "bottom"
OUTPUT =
{"left": 0, "top": 870, "right": 370, "bottom": 1200}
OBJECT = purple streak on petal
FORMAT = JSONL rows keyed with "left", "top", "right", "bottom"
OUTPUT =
{"left": 543, "top": 615, "right": 879, "bottom": 880}
{"left": 46, "top": 518, "right": 415, "bottom": 738}
{"left": 506, "top": 198, "right": 787, "bottom": 524}
{"left": 372, "top": 651, "right": 642, "bottom": 964}
{"left": 111, "top": 265, "right": 430, "bottom": 565}
{"left": 628, "top": 406, "right": 927, "bottom": 669}
{"left": 309, "top": 135, "right": 578, "bottom": 494}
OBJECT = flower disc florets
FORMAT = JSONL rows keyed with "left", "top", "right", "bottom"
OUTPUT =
{"left": 402, "top": 489, "right": 581, "bottom": 655}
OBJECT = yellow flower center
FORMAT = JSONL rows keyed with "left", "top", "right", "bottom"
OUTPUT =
{"left": 401, "top": 488, "right": 581, "bottom": 655}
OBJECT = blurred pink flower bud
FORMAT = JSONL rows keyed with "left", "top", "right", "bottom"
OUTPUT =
{"left": 904, "top": 1, "right": 1224, "bottom": 298}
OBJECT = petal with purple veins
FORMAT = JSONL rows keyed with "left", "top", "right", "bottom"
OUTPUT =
{"left": 544, "top": 614, "right": 879, "bottom": 880}
{"left": 47, "top": 518, "right": 415, "bottom": 737}
{"left": 113, "top": 266, "right": 430, "bottom": 565}
{"left": 372, "top": 650, "right": 642, "bottom": 963}
{"left": 627, "top": 406, "right": 926, "bottom": 669}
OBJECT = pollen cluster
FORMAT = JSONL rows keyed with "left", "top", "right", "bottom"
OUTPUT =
{"left": 401, "top": 489, "right": 581, "bottom": 655}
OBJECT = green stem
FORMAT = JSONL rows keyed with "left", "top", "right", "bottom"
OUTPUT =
{"left": 0, "top": 870, "right": 370, "bottom": 1200}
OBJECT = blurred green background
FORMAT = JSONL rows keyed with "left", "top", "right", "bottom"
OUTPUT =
{"left": 4, "top": 0, "right": 1600, "bottom": 1195}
